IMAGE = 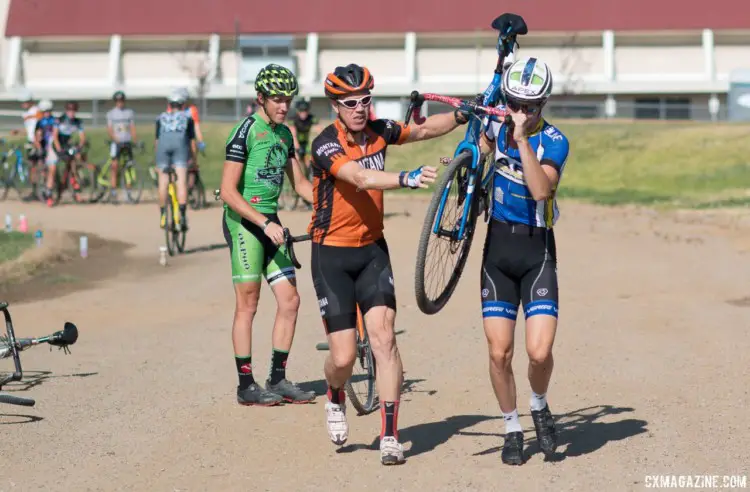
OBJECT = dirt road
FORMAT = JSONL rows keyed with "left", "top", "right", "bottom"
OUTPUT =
{"left": 1, "top": 197, "right": 748, "bottom": 491}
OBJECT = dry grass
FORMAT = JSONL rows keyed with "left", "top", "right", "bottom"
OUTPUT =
{"left": 0, "top": 230, "right": 77, "bottom": 287}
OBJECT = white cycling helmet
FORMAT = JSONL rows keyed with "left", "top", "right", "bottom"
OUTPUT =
{"left": 502, "top": 57, "right": 553, "bottom": 103}
{"left": 18, "top": 90, "right": 34, "bottom": 103}
{"left": 38, "top": 99, "right": 54, "bottom": 111}
{"left": 168, "top": 89, "right": 186, "bottom": 103}
{"left": 176, "top": 86, "right": 190, "bottom": 100}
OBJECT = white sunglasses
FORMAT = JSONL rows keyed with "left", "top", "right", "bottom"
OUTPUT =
{"left": 337, "top": 95, "right": 372, "bottom": 109}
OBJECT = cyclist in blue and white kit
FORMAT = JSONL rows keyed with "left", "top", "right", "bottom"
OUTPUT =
{"left": 479, "top": 57, "right": 569, "bottom": 466}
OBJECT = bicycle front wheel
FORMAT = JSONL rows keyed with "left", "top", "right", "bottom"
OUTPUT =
{"left": 414, "top": 151, "right": 480, "bottom": 315}
{"left": 0, "top": 156, "right": 13, "bottom": 201}
{"left": 122, "top": 161, "right": 144, "bottom": 204}
{"left": 344, "top": 307, "right": 378, "bottom": 415}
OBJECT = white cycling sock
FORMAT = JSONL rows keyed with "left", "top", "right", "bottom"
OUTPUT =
{"left": 502, "top": 409, "right": 523, "bottom": 434}
{"left": 530, "top": 391, "right": 547, "bottom": 411}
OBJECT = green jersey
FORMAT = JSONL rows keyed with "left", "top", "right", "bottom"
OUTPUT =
{"left": 224, "top": 113, "right": 295, "bottom": 216}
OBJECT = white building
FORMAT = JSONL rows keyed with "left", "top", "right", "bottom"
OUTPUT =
{"left": 1, "top": 0, "right": 749, "bottom": 120}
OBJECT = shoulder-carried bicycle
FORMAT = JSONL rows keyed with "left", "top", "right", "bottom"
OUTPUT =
{"left": 284, "top": 229, "right": 378, "bottom": 415}
{"left": 0, "top": 301, "right": 79, "bottom": 407}
{"left": 409, "top": 13, "right": 527, "bottom": 315}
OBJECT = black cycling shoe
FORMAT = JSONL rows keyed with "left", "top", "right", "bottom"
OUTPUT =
{"left": 531, "top": 404, "right": 557, "bottom": 457}
{"left": 265, "top": 378, "right": 316, "bottom": 403}
{"left": 501, "top": 431, "right": 526, "bottom": 465}
{"left": 237, "top": 383, "right": 283, "bottom": 406}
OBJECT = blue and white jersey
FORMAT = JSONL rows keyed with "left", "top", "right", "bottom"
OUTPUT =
{"left": 485, "top": 119, "right": 569, "bottom": 228}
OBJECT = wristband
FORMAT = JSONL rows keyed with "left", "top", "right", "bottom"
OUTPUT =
{"left": 262, "top": 218, "right": 271, "bottom": 230}
{"left": 398, "top": 171, "right": 407, "bottom": 188}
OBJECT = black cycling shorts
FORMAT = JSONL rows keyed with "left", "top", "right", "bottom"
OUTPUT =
{"left": 311, "top": 239, "right": 396, "bottom": 334}
{"left": 480, "top": 219, "right": 559, "bottom": 320}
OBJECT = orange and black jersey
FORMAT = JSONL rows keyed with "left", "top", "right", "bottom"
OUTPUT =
{"left": 308, "top": 119, "right": 411, "bottom": 247}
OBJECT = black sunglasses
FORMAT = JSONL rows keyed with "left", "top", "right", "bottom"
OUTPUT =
{"left": 506, "top": 97, "right": 542, "bottom": 114}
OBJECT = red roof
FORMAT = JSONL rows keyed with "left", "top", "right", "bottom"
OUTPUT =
{"left": 6, "top": 0, "right": 750, "bottom": 37}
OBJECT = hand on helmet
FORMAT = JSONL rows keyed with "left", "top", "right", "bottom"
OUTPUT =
{"left": 400, "top": 166, "right": 437, "bottom": 189}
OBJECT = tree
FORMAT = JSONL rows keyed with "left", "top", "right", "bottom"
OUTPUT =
{"left": 172, "top": 41, "right": 212, "bottom": 115}
{"left": 557, "top": 33, "right": 588, "bottom": 96}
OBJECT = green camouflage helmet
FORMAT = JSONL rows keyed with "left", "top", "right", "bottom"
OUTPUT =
{"left": 254, "top": 64, "right": 299, "bottom": 97}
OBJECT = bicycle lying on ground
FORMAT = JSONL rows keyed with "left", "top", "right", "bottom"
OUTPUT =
{"left": 409, "top": 12, "right": 527, "bottom": 315}
{"left": 0, "top": 301, "right": 79, "bottom": 407}
{"left": 283, "top": 230, "right": 378, "bottom": 415}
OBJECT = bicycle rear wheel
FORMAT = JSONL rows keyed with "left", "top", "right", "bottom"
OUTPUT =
{"left": 414, "top": 151, "right": 481, "bottom": 315}
{"left": 0, "top": 156, "right": 14, "bottom": 201}
{"left": 344, "top": 306, "right": 378, "bottom": 415}
{"left": 188, "top": 172, "right": 205, "bottom": 210}
{"left": 164, "top": 199, "right": 177, "bottom": 256}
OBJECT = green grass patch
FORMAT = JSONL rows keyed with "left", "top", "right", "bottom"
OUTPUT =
{"left": 6, "top": 119, "right": 750, "bottom": 209}
{"left": 0, "top": 231, "right": 34, "bottom": 263}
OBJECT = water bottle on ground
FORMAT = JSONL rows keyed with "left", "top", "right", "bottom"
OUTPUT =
{"left": 18, "top": 214, "right": 28, "bottom": 233}
{"left": 34, "top": 229, "right": 43, "bottom": 247}
{"left": 80, "top": 235, "right": 88, "bottom": 258}
{"left": 4, "top": 213, "right": 11, "bottom": 232}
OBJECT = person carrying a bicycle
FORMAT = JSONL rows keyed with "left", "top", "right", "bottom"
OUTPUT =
{"left": 219, "top": 64, "right": 316, "bottom": 407}
{"left": 106, "top": 91, "right": 137, "bottom": 203}
{"left": 310, "top": 63, "right": 468, "bottom": 465}
{"left": 56, "top": 101, "right": 87, "bottom": 203}
{"left": 17, "top": 91, "right": 43, "bottom": 201}
{"left": 34, "top": 99, "right": 61, "bottom": 207}
{"left": 155, "top": 91, "right": 196, "bottom": 230}
{"left": 477, "top": 57, "right": 569, "bottom": 465}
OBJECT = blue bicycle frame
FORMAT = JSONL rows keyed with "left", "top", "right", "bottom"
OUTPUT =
{"left": 0, "top": 139, "right": 28, "bottom": 184}
{"left": 431, "top": 28, "right": 520, "bottom": 240}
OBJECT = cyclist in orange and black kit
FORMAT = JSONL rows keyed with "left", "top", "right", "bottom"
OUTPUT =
{"left": 310, "top": 63, "right": 470, "bottom": 466}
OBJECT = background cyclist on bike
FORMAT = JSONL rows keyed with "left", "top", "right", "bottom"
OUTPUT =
{"left": 56, "top": 101, "right": 87, "bottom": 203}
{"left": 478, "top": 57, "right": 569, "bottom": 465}
{"left": 106, "top": 91, "right": 137, "bottom": 203}
{"left": 169, "top": 87, "right": 206, "bottom": 186}
{"left": 17, "top": 91, "right": 43, "bottom": 201}
{"left": 219, "top": 64, "right": 315, "bottom": 407}
{"left": 290, "top": 99, "right": 319, "bottom": 173}
{"left": 155, "top": 91, "right": 196, "bottom": 230}
{"left": 311, "top": 63, "right": 469, "bottom": 465}
{"left": 34, "top": 99, "right": 60, "bottom": 207}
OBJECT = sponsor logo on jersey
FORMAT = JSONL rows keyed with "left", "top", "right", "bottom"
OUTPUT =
{"left": 358, "top": 152, "right": 385, "bottom": 171}
{"left": 250, "top": 196, "right": 261, "bottom": 203}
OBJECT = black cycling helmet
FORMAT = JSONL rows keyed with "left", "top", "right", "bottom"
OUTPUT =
{"left": 295, "top": 100, "right": 310, "bottom": 111}
{"left": 254, "top": 64, "right": 299, "bottom": 97}
{"left": 113, "top": 90, "right": 125, "bottom": 101}
{"left": 324, "top": 64, "right": 374, "bottom": 99}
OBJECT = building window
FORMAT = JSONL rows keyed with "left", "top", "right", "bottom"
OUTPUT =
{"left": 635, "top": 97, "right": 691, "bottom": 120}
{"left": 239, "top": 35, "right": 296, "bottom": 84}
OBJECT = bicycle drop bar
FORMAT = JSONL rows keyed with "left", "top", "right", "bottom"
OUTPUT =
{"left": 283, "top": 228, "right": 311, "bottom": 269}
{"left": 405, "top": 91, "right": 508, "bottom": 125}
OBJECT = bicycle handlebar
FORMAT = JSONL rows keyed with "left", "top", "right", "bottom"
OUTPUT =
{"left": 283, "top": 228, "right": 311, "bottom": 269}
{"left": 405, "top": 91, "right": 509, "bottom": 126}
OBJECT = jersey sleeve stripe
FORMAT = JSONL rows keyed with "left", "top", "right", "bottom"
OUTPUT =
{"left": 395, "top": 124, "right": 412, "bottom": 145}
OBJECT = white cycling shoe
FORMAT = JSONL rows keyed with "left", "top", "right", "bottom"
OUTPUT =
{"left": 380, "top": 436, "right": 405, "bottom": 465}
{"left": 325, "top": 401, "right": 349, "bottom": 445}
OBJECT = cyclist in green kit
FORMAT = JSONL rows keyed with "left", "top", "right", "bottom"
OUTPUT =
{"left": 219, "top": 64, "right": 316, "bottom": 406}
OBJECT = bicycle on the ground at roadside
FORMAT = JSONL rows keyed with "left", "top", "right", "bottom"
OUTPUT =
{"left": 0, "top": 301, "right": 79, "bottom": 408}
